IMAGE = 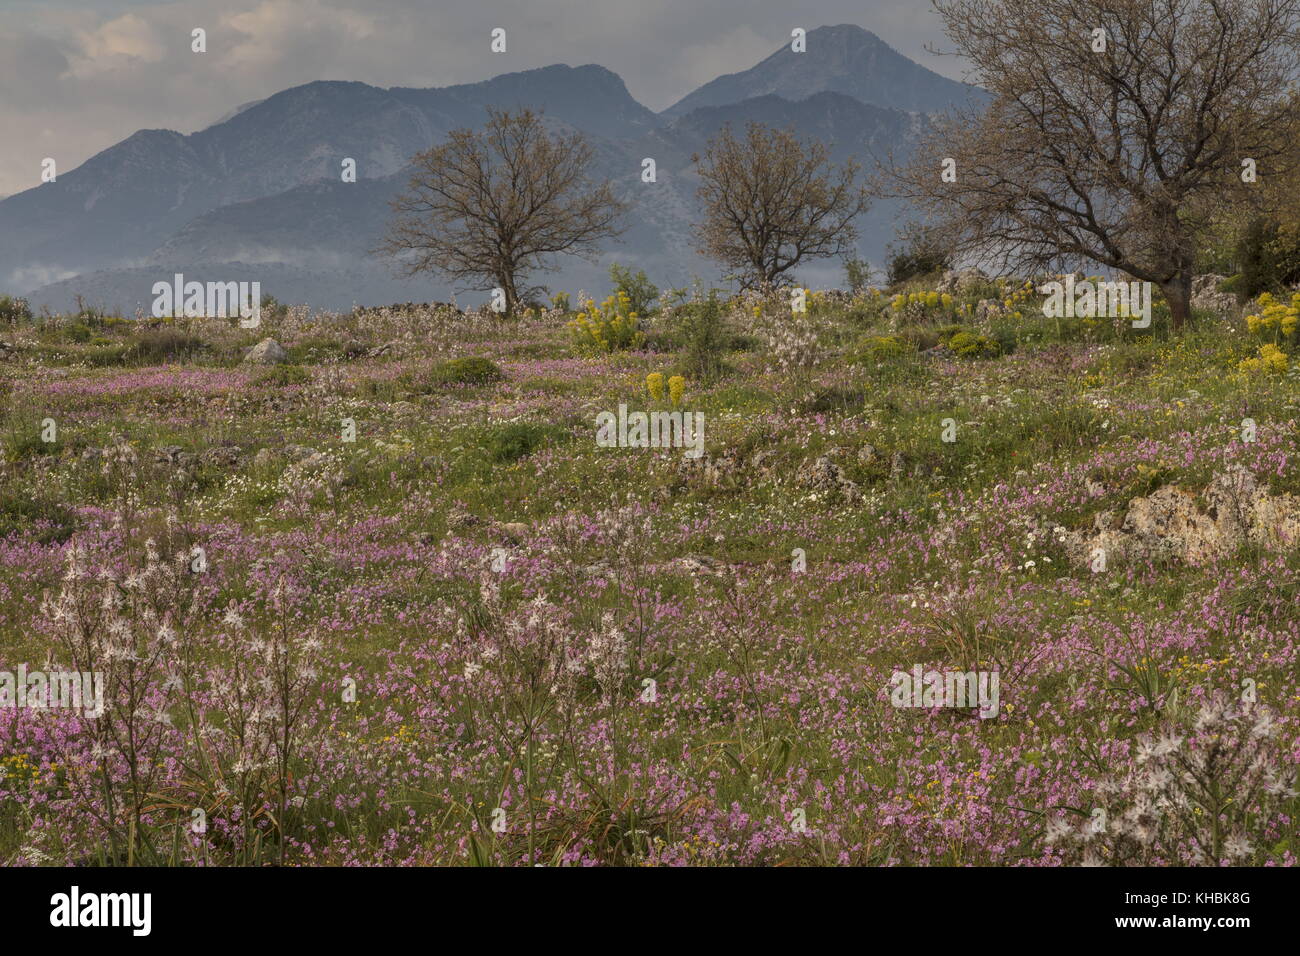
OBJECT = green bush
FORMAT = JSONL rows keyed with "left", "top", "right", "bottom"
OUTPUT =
{"left": 843, "top": 256, "right": 874, "bottom": 295}
{"left": 854, "top": 335, "right": 910, "bottom": 363}
{"left": 486, "top": 422, "right": 559, "bottom": 463}
{"left": 886, "top": 236, "right": 951, "bottom": 286}
{"left": 425, "top": 356, "right": 505, "bottom": 387}
{"left": 288, "top": 336, "right": 366, "bottom": 363}
{"left": 898, "top": 327, "right": 940, "bottom": 351}
{"left": 0, "top": 490, "right": 77, "bottom": 544}
{"left": 80, "top": 344, "right": 134, "bottom": 367}
{"left": 1233, "top": 218, "right": 1300, "bottom": 299}
{"left": 674, "top": 293, "right": 729, "bottom": 380}
{"left": 131, "top": 329, "right": 207, "bottom": 364}
{"left": 0, "top": 295, "right": 33, "bottom": 326}
{"left": 947, "top": 330, "right": 1002, "bottom": 359}
{"left": 608, "top": 263, "right": 659, "bottom": 315}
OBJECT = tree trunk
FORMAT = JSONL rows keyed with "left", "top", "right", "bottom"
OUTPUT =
{"left": 1162, "top": 272, "right": 1193, "bottom": 332}
{"left": 497, "top": 272, "right": 520, "bottom": 316}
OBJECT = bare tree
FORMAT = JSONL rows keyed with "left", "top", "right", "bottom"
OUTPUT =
{"left": 695, "top": 123, "right": 871, "bottom": 289}
{"left": 889, "top": 0, "right": 1300, "bottom": 330}
{"left": 380, "top": 108, "right": 627, "bottom": 314}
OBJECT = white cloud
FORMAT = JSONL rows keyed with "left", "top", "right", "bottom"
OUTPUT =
{"left": 68, "top": 13, "right": 166, "bottom": 77}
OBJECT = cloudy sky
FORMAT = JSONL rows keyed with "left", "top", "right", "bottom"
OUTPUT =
{"left": 0, "top": 0, "right": 962, "bottom": 199}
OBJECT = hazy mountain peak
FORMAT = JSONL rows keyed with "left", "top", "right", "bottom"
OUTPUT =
{"left": 662, "top": 22, "right": 984, "bottom": 118}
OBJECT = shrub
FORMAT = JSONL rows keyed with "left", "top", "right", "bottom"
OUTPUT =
{"left": 1232, "top": 218, "right": 1300, "bottom": 299}
{"left": 288, "top": 336, "right": 366, "bottom": 363}
{"left": 486, "top": 422, "right": 559, "bottom": 462}
{"left": 674, "top": 293, "right": 729, "bottom": 380}
{"left": 260, "top": 294, "right": 291, "bottom": 324}
{"left": 898, "top": 327, "right": 940, "bottom": 351}
{"left": 425, "top": 356, "right": 505, "bottom": 387}
{"left": 0, "top": 490, "right": 77, "bottom": 544}
{"left": 668, "top": 375, "right": 685, "bottom": 407}
{"left": 608, "top": 263, "right": 659, "bottom": 315}
{"left": 947, "top": 330, "right": 1002, "bottom": 359}
{"left": 1238, "top": 343, "right": 1288, "bottom": 375}
{"left": 80, "top": 344, "right": 134, "bottom": 367}
{"left": 886, "top": 236, "right": 951, "bottom": 286}
{"left": 888, "top": 289, "right": 959, "bottom": 323}
{"left": 843, "top": 256, "right": 873, "bottom": 295}
{"left": 131, "top": 329, "right": 207, "bottom": 364}
{"left": 854, "top": 335, "right": 910, "bottom": 363}
{"left": 0, "top": 295, "right": 33, "bottom": 326}
{"left": 1242, "top": 291, "right": 1299, "bottom": 344}
{"left": 567, "top": 294, "right": 645, "bottom": 354}
{"left": 646, "top": 373, "right": 665, "bottom": 402}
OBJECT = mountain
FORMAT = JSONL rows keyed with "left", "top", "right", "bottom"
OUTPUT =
{"left": 0, "top": 65, "right": 655, "bottom": 293}
{"left": 661, "top": 24, "right": 986, "bottom": 119}
{"left": 2, "top": 25, "right": 979, "bottom": 313}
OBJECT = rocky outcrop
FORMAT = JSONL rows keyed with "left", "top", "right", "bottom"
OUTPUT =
{"left": 1062, "top": 467, "right": 1300, "bottom": 567}
{"left": 795, "top": 453, "right": 863, "bottom": 503}
{"left": 937, "top": 268, "right": 989, "bottom": 294}
{"left": 1191, "top": 274, "right": 1239, "bottom": 318}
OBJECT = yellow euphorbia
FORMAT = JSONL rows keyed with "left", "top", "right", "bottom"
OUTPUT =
{"left": 646, "top": 372, "right": 665, "bottom": 402}
{"left": 668, "top": 375, "right": 685, "bottom": 407}
{"left": 1239, "top": 343, "right": 1289, "bottom": 375}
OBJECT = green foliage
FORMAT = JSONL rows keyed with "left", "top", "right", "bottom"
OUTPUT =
{"left": 424, "top": 356, "right": 506, "bottom": 387}
{"left": 853, "top": 334, "right": 910, "bottom": 363}
{"left": 486, "top": 422, "right": 561, "bottom": 462}
{"left": 608, "top": 264, "right": 659, "bottom": 315}
{"left": 948, "top": 330, "right": 1002, "bottom": 359}
{"left": 886, "top": 236, "right": 951, "bottom": 286}
{"left": 254, "top": 364, "right": 312, "bottom": 387}
{"left": 287, "top": 336, "right": 367, "bottom": 363}
{"left": 0, "top": 295, "right": 33, "bottom": 326}
{"left": 0, "top": 490, "right": 77, "bottom": 544}
{"left": 674, "top": 292, "right": 730, "bottom": 380}
{"left": 1233, "top": 218, "right": 1300, "bottom": 299}
{"left": 843, "top": 256, "right": 873, "bottom": 295}
{"left": 131, "top": 329, "right": 208, "bottom": 364}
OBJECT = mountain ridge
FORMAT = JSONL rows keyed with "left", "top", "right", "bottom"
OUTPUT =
{"left": 1, "top": 24, "right": 979, "bottom": 311}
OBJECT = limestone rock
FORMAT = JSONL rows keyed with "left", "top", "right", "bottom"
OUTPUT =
{"left": 244, "top": 338, "right": 288, "bottom": 364}
{"left": 1063, "top": 466, "right": 1300, "bottom": 567}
